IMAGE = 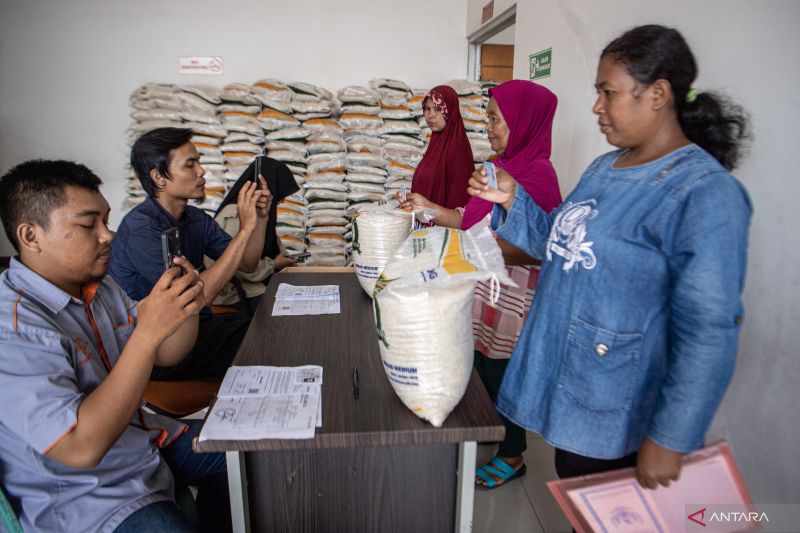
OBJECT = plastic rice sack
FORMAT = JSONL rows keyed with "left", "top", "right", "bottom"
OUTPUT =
{"left": 351, "top": 201, "right": 414, "bottom": 296}
{"left": 372, "top": 224, "right": 513, "bottom": 427}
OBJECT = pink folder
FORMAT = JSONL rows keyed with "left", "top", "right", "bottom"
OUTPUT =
{"left": 547, "top": 442, "right": 755, "bottom": 533}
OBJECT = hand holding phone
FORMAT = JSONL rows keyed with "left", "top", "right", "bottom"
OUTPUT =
{"left": 483, "top": 161, "right": 498, "bottom": 189}
{"left": 253, "top": 155, "right": 262, "bottom": 189}
{"left": 287, "top": 252, "right": 311, "bottom": 261}
{"left": 161, "top": 227, "right": 186, "bottom": 273}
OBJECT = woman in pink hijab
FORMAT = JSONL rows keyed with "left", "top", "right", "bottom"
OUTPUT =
{"left": 400, "top": 80, "right": 562, "bottom": 489}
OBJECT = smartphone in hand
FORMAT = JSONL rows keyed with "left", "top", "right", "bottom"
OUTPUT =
{"left": 483, "top": 161, "right": 498, "bottom": 189}
{"left": 161, "top": 227, "right": 186, "bottom": 273}
{"left": 287, "top": 252, "right": 311, "bottom": 261}
{"left": 251, "top": 155, "right": 262, "bottom": 189}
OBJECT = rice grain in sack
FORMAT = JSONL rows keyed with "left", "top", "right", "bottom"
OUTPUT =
{"left": 373, "top": 224, "right": 513, "bottom": 427}
{"left": 351, "top": 201, "right": 413, "bottom": 296}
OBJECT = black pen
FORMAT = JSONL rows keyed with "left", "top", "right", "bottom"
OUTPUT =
{"left": 352, "top": 365, "right": 359, "bottom": 400}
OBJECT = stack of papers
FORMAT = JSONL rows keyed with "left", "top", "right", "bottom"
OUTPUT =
{"left": 271, "top": 283, "right": 341, "bottom": 316}
{"left": 198, "top": 365, "right": 323, "bottom": 441}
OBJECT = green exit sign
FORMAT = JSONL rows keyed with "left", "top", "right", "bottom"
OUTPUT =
{"left": 529, "top": 48, "right": 552, "bottom": 80}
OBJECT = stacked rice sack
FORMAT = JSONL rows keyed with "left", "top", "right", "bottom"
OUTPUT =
{"left": 127, "top": 84, "right": 181, "bottom": 210}
{"left": 445, "top": 79, "right": 494, "bottom": 164}
{"left": 338, "top": 85, "right": 387, "bottom": 217}
{"left": 372, "top": 79, "right": 423, "bottom": 200}
{"left": 126, "top": 84, "right": 229, "bottom": 215}
{"left": 253, "top": 79, "right": 308, "bottom": 257}
{"left": 281, "top": 82, "right": 347, "bottom": 267}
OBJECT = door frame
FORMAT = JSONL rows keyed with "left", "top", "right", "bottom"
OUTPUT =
{"left": 466, "top": 4, "right": 517, "bottom": 81}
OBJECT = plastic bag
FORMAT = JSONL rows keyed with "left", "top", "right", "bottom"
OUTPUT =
{"left": 373, "top": 224, "right": 513, "bottom": 427}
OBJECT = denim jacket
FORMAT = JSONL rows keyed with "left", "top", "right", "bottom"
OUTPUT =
{"left": 492, "top": 144, "right": 751, "bottom": 458}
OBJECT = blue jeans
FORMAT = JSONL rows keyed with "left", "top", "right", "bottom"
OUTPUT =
{"left": 116, "top": 420, "right": 230, "bottom": 533}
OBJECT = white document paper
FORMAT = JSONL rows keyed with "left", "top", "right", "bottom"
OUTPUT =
{"left": 272, "top": 284, "right": 341, "bottom": 316}
{"left": 199, "top": 365, "right": 323, "bottom": 441}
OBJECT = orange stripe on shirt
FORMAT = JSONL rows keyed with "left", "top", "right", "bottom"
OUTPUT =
{"left": 13, "top": 290, "right": 23, "bottom": 333}
{"left": 43, "top": 422, "right": 78, "bottom": 455}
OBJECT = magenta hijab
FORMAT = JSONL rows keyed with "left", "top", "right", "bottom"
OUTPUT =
{"left": 461, "top": 80, "right": 562, "bottom": 229}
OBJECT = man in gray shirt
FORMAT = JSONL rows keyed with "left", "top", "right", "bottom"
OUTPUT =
{"left": 0, "top": 160, "right": 229, "bottom": 532}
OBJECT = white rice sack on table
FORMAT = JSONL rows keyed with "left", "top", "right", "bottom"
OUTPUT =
{"left": 373, "top": 224, "right": 513, "bottom": 427}
{"left": 352, "top": 201, "right": 413, "bottom": 296}
{"left": 339, "top": 113, "right": 383, "bottom": 131}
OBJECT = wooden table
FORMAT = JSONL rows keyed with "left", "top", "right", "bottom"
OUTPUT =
{"left": 194, "top": 270, "right": 504, "bottom": 533}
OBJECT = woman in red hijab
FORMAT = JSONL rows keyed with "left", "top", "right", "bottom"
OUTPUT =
{"left": 400, "top": 80, "right": 562, "bottom": 490}
{"left": 411, "top": 85, "right": 474, "bottom": 209}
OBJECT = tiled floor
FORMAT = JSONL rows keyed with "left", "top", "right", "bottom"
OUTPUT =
{"left": 473, "top": 433, "right": 573, "bottom": 533}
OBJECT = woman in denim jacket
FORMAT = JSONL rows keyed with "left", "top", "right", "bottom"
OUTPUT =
{"left": 468, "top": 24, "right": 752, "bottom": 488}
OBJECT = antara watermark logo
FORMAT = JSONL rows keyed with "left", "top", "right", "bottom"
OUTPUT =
{"left": 686, "top": 505, "right": 769, "bottom": 530}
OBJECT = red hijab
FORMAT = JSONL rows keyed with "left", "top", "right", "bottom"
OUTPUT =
{"left": 461, "top": 80, "right": 562, "bottom": 229}
{"left": 412, "top": 85, "right": 474, "bottom": 209}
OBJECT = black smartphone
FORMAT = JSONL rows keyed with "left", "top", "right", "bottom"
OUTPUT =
{"left": 287, "top": 252, "right": 311, "bottom": 261}
{"left": 252, "top": 155, "right": 261, "bottom": 189}
{"left": 161, "top": 227, "right": 185, "bottom": 273}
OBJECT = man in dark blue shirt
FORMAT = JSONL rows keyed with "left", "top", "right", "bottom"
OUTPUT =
{"left": 110, "top": 127, "right": 271, "bottom": 380}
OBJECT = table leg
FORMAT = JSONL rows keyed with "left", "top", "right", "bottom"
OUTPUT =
{"left": 455, "top": 441, "right": 476, "bottom": 533}
{"left": 226, "top": 451, "right": 251, "bottom": 533}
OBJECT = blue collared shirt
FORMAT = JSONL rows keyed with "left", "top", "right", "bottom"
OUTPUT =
{"left": 0, "top": 258, "right": 186, "bottom": 532}
{"left": 492, "top": 145, "right": 751, "bottom": 458}
{"left": 109, "top": 196, "right": 231, "bottom": 308}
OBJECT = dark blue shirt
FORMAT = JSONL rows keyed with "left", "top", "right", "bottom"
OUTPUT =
{"left": 110, "top": 197, "right": 231, "bottom": 314}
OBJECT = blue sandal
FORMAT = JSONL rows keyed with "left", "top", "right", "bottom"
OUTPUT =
{"left": 475, "top": 456, "right": 527, "bottom": 490}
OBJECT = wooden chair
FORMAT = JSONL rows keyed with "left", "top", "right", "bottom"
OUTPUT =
{"left": 143, "top": 377, "right": 222, "bottom": 418}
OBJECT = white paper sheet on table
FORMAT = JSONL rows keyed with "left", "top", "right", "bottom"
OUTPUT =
{"left": 199, "top": 365, "right": 323, "bottom": 441}
{"left": 272, "top": 283, "right": 341, "bottom": 315}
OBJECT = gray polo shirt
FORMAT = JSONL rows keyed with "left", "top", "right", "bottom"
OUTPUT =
{"left": 0, "top": 258, "right": 187, "bottom": 532}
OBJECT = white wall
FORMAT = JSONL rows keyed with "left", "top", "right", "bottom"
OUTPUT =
{"left": 513, "top": 0, "right": 800, "bottom": 502}
{"left": 0, "top": 0, "right": 468, "bottom": 253}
